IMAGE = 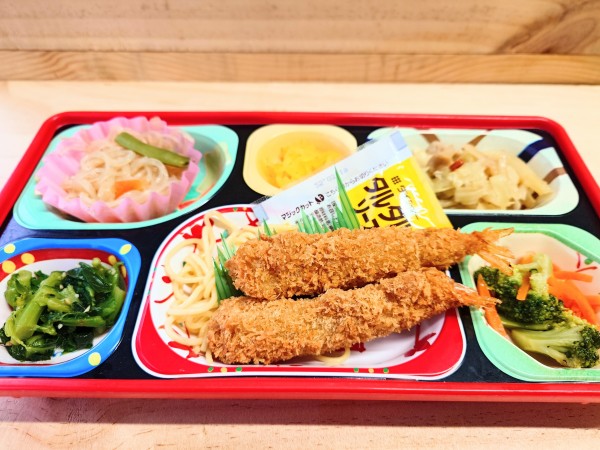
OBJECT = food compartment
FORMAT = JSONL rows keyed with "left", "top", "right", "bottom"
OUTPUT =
{"left": 459, "top": 222, "right": 600, "bottom": 382}
{"left": 0, "top": 237, "right": 141, "bottom": 377}
{"left": 14, "top": 122, "right": 239, "bottom": 230}
{"left": 368, "top": 128, "right": 578, "bottom": 215}
{"left": 243, "top": 124, "right": 357, "bottom": 196}
{"left": 132, "top": 205, "right": 466, "bottom": 380}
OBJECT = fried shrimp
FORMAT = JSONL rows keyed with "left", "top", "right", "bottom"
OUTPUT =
{"left": 225, "top": 226, "right": 513, "bottom": 300}
{"left": 207, "top": 268, "right": 496, "bottom": 365}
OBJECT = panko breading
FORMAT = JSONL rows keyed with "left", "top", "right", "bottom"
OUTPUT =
{"left": 225, "top": 226, "right": 513, "bottom": 300}
{"left": 207, "top": 268, "right": 496, "bottom": 365}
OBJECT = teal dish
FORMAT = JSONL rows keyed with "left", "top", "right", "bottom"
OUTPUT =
{"left": 14, "top": 125, "right": 238, "bottom": 230}
{"left": 459, "top": 222, "right": 600, "bottom": 382}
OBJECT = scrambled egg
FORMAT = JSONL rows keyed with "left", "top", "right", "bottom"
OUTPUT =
{"left": 260, "top": 138, "right": 347, "bottom": 189}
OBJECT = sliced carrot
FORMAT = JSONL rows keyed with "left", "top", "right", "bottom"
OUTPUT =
{"left": 554, "top": 270, "right": 594, "bottom": 282}
{"left": 548, "top": 278, "right": 574, "bottom": 308}
{"left": 476, "top": 275, "right": 509, "bottom": 338}
{"left": 586, "top": 295, "right": 600, "bottom": 307}
{"left": 517, "top": 253, "right": 534, "bottom": 264}
{"left": 549, "top": 284, "right": 568, "bottom": 303}
{"left": 114, "top": 179, "right": 148, "bottom": 198}
{"left": 516, "top": 273, "right": 530, "bottom": 301}
{"left": 551, "top": 277, "right": 598, "bottom": 325}
{"left": 549, "top": 277, "right": 587, "bottom": 316}
{"left": 548, "top": 276, "right": 567, "bottom": 290}
{"left": 484, "top": 306, "right": 510, "bottom": 339}
{"left": 476, "top": 274, "right": 491, "bottom": 297}
{"left": 563, "top": 280, "right": 598, "bottom": 326}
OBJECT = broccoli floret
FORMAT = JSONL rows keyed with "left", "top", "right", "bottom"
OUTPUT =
{"left": 497, "top": 291, "right": 565, "bottom": 326}
{"left": 475, "top": 266, "right": 522, "bottom": 300}
{"left": 510, "top": 322, "right": 600, "bottom": 368}
{"left": 474, "top": 266, "right": 564, "bottom": 325}
{"left": 513, "top": 253, "right": 553, "bottom": 297}
{"left": 476, "top": 253, "right": 553, "bottom": 302}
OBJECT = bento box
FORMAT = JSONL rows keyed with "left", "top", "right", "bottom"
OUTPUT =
{"left": 0, "top": 111, "right": 599, "bottom": 402}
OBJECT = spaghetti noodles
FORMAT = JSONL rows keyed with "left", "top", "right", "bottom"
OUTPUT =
{"left": 161, "top": 211, "right": 352, "bottom": 365}
{"left": 162, "top": 211, "right": 259, "bottom": 361}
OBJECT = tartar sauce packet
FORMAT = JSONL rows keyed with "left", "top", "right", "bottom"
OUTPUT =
{"left": 252, "top": 131, "right": 451, "bottom": 229}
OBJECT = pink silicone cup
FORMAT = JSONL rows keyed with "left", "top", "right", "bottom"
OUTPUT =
{"left": 35, "top": 117, "right": 202, "bottom": 223}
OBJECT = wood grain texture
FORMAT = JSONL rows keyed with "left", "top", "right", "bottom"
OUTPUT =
{"left": 1, "top": 398, "right": 600, "bottom": 449}
{"left": 2, "top": 0, "right": 599, "bottom": 54}
{"left": 2, "top": 51, "right": 600, "bottom": 83}
{"left": 1, "top": 0, "right": 600, "bottom": 82}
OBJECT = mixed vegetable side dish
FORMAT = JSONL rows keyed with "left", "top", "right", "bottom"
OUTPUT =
{"left": 476, "top": 252, "right": 600, "bottom": 368}
{"left": 414, "top": 141, "right": 553, "bottom": 210}
{"left": 0, "top": 258, "right": 126, "bottom": 362}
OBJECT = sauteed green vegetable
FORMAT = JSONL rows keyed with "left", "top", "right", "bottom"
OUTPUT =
{"left": 0, "top": 258, "right": 126, "bottom": 361}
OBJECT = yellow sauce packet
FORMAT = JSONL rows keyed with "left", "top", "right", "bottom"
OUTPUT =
{"left": 347, "top": 150, "right": 451, "bottom": 229}
{"left": 253, "top": 131, "right": 450, "bottom": 229}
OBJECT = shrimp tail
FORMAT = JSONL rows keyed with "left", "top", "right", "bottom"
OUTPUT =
{"left": 452, "top": 281, "right": 499, "bottom": 308}
{"left": 470, "top": 228, "right": 514, "bottom": 275}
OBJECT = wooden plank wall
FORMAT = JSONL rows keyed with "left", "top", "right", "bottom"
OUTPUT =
{"left": 1, "top": 0, "right": 599, "bottom": 83}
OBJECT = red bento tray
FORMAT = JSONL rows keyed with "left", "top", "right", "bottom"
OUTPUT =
{"left": 1, "top": 111, "right": 599, "bottom": 402}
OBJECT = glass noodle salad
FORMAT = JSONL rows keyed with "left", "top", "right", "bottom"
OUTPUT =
{"left": 413, "top": 141, "right": 553, "bottom": 210}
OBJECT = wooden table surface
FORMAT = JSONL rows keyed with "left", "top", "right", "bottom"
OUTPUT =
{"left": 1, "top": 81, "right": 600, "bottom": 449}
